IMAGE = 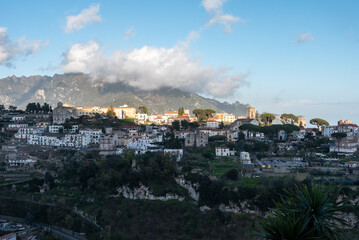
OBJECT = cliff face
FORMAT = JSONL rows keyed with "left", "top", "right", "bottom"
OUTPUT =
{"left": 0, "top": 73, "right": 249, "bottom": 115}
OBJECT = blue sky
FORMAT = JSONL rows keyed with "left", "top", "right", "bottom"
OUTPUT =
{"left": 0, "top": 0, "right": 358, "bottom": 125}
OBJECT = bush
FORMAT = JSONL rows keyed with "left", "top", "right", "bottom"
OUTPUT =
{"left": 224, "top": 169, "right": 238, "bottom": 181}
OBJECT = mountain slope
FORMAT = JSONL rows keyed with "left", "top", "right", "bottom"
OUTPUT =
{"left": 0, "top": 73, "right": 250, "bottom": 116}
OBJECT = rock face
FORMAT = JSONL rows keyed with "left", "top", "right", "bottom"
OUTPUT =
{"left": 0, "top": 73, "right": 250, "bottom": 115}
{"left": 175, "top": 175, "right": 199, "bottom": 201}
{"left": 113, "top": 184, "right": 185, "bottom": 202}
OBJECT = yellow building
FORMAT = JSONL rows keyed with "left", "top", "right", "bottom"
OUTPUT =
{"left": 69, "top": 105, "right": 136, "bottom": 119}
{"left": 213, "top": 112, "right": 236, "bottom": 123}
{"left": 297, "top": 116, "right": 306, "bottom": 128}
{"left": 247, "top": 107, "right": 255, "bottom": 119}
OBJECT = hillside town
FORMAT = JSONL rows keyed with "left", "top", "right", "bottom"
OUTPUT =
{"left": 1, "top": 102, "right": 359, "bottom": 239}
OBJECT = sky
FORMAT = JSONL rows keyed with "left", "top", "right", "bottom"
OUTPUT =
{"left": 0, "top": 0, "right": 358, "bottom": 126}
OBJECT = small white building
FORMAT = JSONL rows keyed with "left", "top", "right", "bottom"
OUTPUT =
{"left": 215, "top": 147, "right": 236, "bottom": 156}
{"left": 79, "top": 128, "right": 102, "bottom": 144}
{"left": 135, "top": 113, "right": 148, "bottom": 121}
{"left": 323, "top": 126, "right": 335, "bottom": 137}
{"left": 49, "top": 125, "right": 64, "bottom": 133}
{"left": 11, "top": 115, "right": 26, "bottom": 122}
{"left": 240, "top": 151, "right": 252, "bottom": 164}
{"left": 206, "top": 120, "right": 219, "bottom": 129}
{"left": 15, "top": 127, "right": 45, "bottom": 139}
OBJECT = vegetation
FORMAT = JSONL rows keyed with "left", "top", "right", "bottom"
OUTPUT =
{"left": 310, "top": 118, "right": 329, "bottom": 130}
{"left": 192, "top": 109, "right": 216, "bottom": 122}
{"left": 281, "top": 113, "right": 298, "bottom": 124}
{"left": 26, "top": 102, "right": 53, "bottom": 113}
{"left": 259, "top": 184, "right": 348, "bottom": 240}
{"left": 259, "top": 113, "right": 276, "bottom": 126}
{"left": 106, "top": 105, "right": 116, "bottom": 118}
{"left": 178, "top": 107, "right": 184, "bottom": 116}
{"left": 138, "top": 106, "right": 149, "bottom": 114}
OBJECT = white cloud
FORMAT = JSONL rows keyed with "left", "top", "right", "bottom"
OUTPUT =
{"left": 202, "top": 0, "right": 227, "bottom": 12}
{"left": 201, "top": 0, "right": 243, "bottom": 33}
{"left": 61, "top": 41, "right": 247, "bottom": 97}
{"left": 297, "top": 33, "right": 314, "bottom": 43}
{"left": 208, "top": 14, "right": 244, "bottom": 33}
{"left": 64, "top": 4, "right": 102, "bottom": 33}
{"left": 0, "top": 27, "right": 48, "bottom": 67}
{"left": 124, "top": 28, "right": 136, "bottom": 40}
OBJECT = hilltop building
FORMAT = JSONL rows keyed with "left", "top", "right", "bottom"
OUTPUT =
{"left": 297, "top": 116, "right": 306, "bottom": 128}
{"left": 53, "top": 102, "right": 78, "bottom": 124}
{"left": 52, "top": 102, "right": 136, "bottom": 123}
{"left": 247, "top": 107, "right": 256, "bottom": 119}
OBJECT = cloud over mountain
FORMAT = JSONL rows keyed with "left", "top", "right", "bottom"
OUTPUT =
{"left": 61, "top": 41, "right": 246, "bottom": 98}
{"left": 64, "top": 4, "right": 102, "bottom": 33}
{"left": 0, "top": 27, "right": 48, "bottom": 67}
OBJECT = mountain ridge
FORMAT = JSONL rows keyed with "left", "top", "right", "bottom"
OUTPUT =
{"left": 0, "top": 73, "right": 250, "bottom": 116}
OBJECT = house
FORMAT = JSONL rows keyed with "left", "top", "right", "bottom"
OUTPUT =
{"left": 338, "top": 124, "right": 359, "bottom": 134}
{"left": 15, "top": 127, "right": 45, "bottom": 139}
{"left": 99, "top": 134, "right": 120, "bottom": 151}
{"left": 52, "top": 102, "right": 78, "bottom": 124}
{"left": 11, "top": 115, "right": 26, "bottom": 122}
{"left": 215, "top": 147, "right": 236, "bottom": 156}
{"left": 49, "top": 125, "right": 64, "bottom": 133}
{"left": 164, "top": 111, "right": 178, "bottom": 118}
{"left": 164, "top": 149, "right": 183, "bottom": 161}
{"left": 323, "top": 126, "right": 335, "bottom": 137}
{"left": 240, "top": 151, "right": 252, "bottom": 164}
{"left": 79, "top": 128, "right": 102, "bottom": 144}
{"left": 345, "top": 162, "right": 359, "bottom": 168}
{"left": 174, "top": 131, "right": 193, "bottom": 139}
{"left": 206, "top": 120, "right": 219, "bottom": 128}
{"left": 6, "top": 123, "right": 28, "bottom": 131}
{"left": 185, "top": 132, "right": 209, "bottom": 147}
{"left": 0, "top": 233, "right": 16, "bottom": 240}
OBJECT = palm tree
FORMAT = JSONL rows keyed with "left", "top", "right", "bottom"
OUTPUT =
{"left": 259, "top": 184, "right": 349, "bottom": 240}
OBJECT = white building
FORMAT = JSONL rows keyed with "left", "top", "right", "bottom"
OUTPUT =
{"left": 135, "top": 113, "right": 148, "bottom": 121}
{"left": 15, "top": 127, "right": 45, "bottom": 139}
{"left": 79, "top": 128, "right": 102, "bottom": 144}
{"left": 323, "top": 126, "right": 335, "bottom": 137}
{"left": 215, "top": 147, "right": 236, "bottom": 156}
{"left": 11, "top": 115, "right": 26, "bottom": 122}
{"left": 49, "top": 125, "right": 64, "bottom": 133}
{"left": 64, "top": 134, "right": 91, "bottom": 147}
{"left": 240, "top": 151, "right": 252, "bottom": 164}
{"left": 7, "top": 124, "right": 28, "bottom": 130}
{"left": 206, "top": 120, "right": 219, "bottom": 128}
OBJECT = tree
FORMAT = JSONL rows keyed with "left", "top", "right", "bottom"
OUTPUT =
{"left": 106, "top": 105, "right": 116, "bottom": 118}
{"left": 172, "top": 120, "right": 180, "bottom": 131}
{"left": 0, "top": 105, "right": 4, "bottom": 111}
{"left": 281, "top": 113, "right": 298, "bottom": 125}
{"left": 310, "top": 118, "right": 329, "bottom": 131}
{"left": 192, "top": 109, "right": 216, "bottom": 122}
{"left": 181, "top": 120, "right": 189, "bottom": 130}
{"left": 224, "top": 169, "right": 238, "bottom": 181}
{"left": 138, "top": 106, "right": 148, "bottom": 114}
{"left": 65, "top": 214, "right": 74, "bottom": 234}
{"left": 259, "top": 184, "right": 348, "bottom": 240}
{"left": 204, "top": 109, "right": 216, "bottom": 118}
{"left": 8, "top": 105, "right": 17, "bottom": 111}
{"left": 178, "top": 107, "right": 185, "bottom": 116}
{"left": 259, "top": 113, "right": 276, "bottom": 126}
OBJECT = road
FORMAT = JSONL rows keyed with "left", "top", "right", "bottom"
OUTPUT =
{"left": 0, "top": 215, "right": 86, "bottom": 240}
